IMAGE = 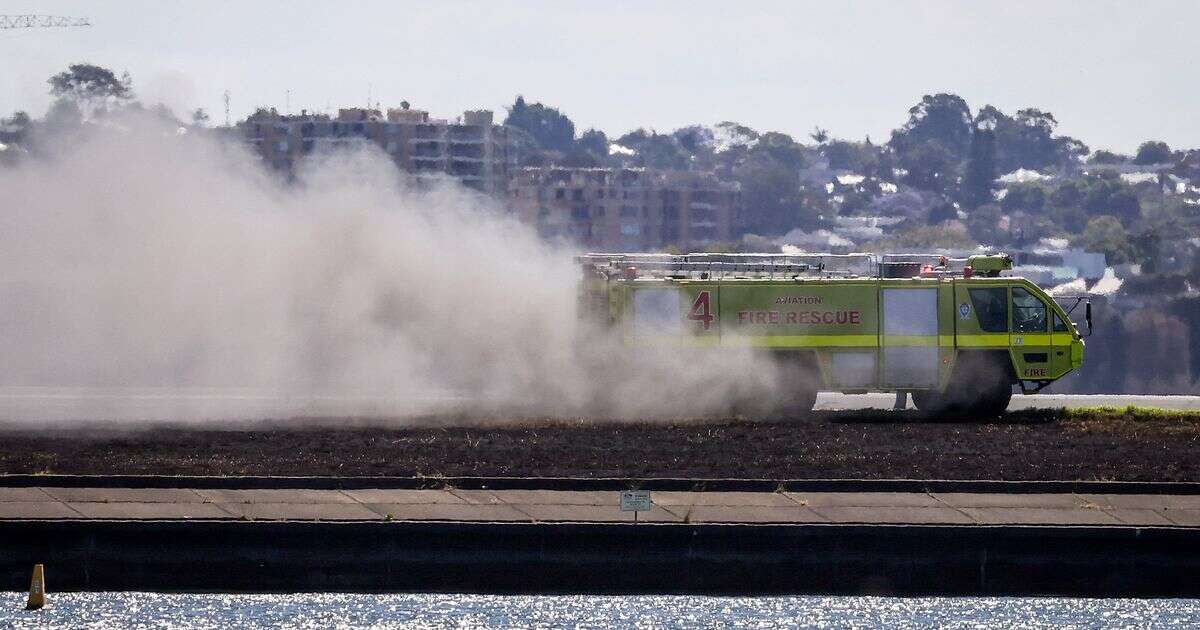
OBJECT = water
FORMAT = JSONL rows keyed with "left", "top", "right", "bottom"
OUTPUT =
{"left": 2, "top": 593, "right": 1199, "bottom": 629}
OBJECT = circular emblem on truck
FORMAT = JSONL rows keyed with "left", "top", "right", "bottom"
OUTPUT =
{"left": 958, "top": 303, "right": 971, "bottom": 319}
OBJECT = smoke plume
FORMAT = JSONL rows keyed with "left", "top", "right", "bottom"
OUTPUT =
{"left": 0, "top": 114, "right": 781, "bottom": 423}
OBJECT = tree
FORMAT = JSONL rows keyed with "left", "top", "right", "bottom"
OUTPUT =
{"left": 735, "top": 156, "right": 820, "bottom": 235}
{"left": 713, "top": 121, "right": 758, "bottom": 151}
{"left": 890, "top": 93, "right": 973, "bottom": 160}
{"left": 1078, "top": 215, "right": 1135, "bottom": 263}
{"left": 752, "top": 131, "right": 806, "bottom": 169}
{"left": 823, "top": 140, "right": 878, "bottom": 173}
{"left": 1050, "top": 181, "right": 1083, "bottom": 208}
{"left": 1081, "top": 174, "right": 1141, "bottom": 225}
{"left": 898, "top": 141, "right": 957, "bottom": 194}
{"left": 191, "top": 108, "right": 210, "bottom": 127}
{"left": 43, "top": 98, "right": 83, "bottom": 129}
{"left": 871, "top": 223, "right": 976, "bottom": 251}
{"left": 672, "top": 125, "right": 713, "bottom": 154}
{"left": 1134, "top": 140, "right": 1172, "bottom": 165}
{"left": 1055, "top": 135, "right": 1090, "bottom": 168}
{"left": 927, "top": 202, "right": 958, "bottom": 224}
{"left": 1045, "top": 181, "right": 1088, "bottom": 232}
{"left": 504, "top": 125, "right": 544, "bottom": 167}
{"left": 47, "top": 63, "right": 133, "bottom": 118}
{"left": 975, "top": 105, "right": 1081, "bottom": 173}
{"left": 574, "top": 128, "right": 609, "bottom": 163}
{"left": 0, "top": 111, "right": 30, "bottom": 145}
{"left": 809, "top": 126, "right": 829, "bottom": 144}
{"left": 245, "top": 107, "right": 279, "bottom": 122}
{"left": 503, "top": 96, "right": 575, "bottom": 153}
{"left": 1088, "top": 150, "right": 1129, "bottom": 165}
{"left": 961, "top": 119, "right": 997, "bottom": 209}
{"left": 966, "top": 203, "right": 1003, "bottom": 244}
{"left": 615, "top": 129, "right": 691, "bottom": 170}
{"left": 1001, "top": 184, "right": 1046, "bottom": 214}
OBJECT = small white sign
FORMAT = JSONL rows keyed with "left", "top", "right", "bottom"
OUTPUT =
{"left": 619, "top": 490, "right": 651, "bottom": 512}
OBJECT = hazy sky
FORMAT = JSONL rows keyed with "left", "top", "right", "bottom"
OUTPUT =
{"left": 2, "top": 0, "right": 1197, "bottom": 153}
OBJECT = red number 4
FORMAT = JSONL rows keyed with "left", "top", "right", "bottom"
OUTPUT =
{"left": 687, "top": 291, "right": 714, "bottom": 330}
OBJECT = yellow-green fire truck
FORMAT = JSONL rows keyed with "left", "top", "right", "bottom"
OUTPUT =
{"left": 578, "top": 252, "right": 1090, "bottom": 416}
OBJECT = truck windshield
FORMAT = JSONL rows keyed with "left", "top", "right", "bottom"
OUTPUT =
{"left": 1013, "top": 287, "right": 1047, "bottom": 333}
{"left": 1053, "top": 311, "right": 1070, "bottom": 332}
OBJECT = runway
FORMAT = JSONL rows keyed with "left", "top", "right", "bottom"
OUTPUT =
{"left": 0, "top": 387, "right": 1196, "bottom": 423}
{"left": 817, "top": 392, "right": 1200, "bottom": 411}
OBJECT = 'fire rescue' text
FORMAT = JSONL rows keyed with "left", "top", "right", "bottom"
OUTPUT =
{"left": 736, "top": 310, "right": 862, "bottom": 325}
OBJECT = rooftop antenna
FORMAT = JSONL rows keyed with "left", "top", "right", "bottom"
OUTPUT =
{"left": 223, "top": 90, "right": 230, "bottom": 127}
{"left": 285, "top": 89, "right": 291, "bottom": 115}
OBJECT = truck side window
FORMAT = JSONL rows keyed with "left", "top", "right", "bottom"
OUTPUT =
{"left": 1013, "top": 287, "right": 1047, "bottom": 333}
{"left": 1053, "top": 312, "right": 1069, "bottom": 332}
{"left": 968, "top": 288, "right": 1008, "bottom": 333}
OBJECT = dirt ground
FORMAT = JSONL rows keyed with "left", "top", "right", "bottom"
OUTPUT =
{"left": 1, "top": 408, "right": 1198, "bottom": 481}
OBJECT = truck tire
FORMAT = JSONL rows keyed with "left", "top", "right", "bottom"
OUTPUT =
{"left": 964, "top": 355, "right": 1014, "bottom": 417}
{"left": 910, "top": 389, "right": 958, "bottom": 415}
{"left": 911, "top": 353, "right": 1013, "bottom": 419}
{"left": 778, "top": 383, "right": 819, "bottom": 416}
{"left": 971, "top": 375, "right": 1013, "bottom": 416}
{"left": 772, "top": 352, "right": 819, "bottom": 416}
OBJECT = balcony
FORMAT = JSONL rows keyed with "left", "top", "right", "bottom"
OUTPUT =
{"left": 449, "top": 143, "right": 486, "bottom": 159}
{"left": 412, "top": 124, "right": 446, "bottom": 139}
{"left": 449, "top": 161, "right": 484, "bottom": 178}
{"left": 412, "top": 141, "right": 445, "bottom": 158}
{"left": 448, "top": 126, "right": 485, "bottom": 143}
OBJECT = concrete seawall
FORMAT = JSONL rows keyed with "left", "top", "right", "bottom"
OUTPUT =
{"left": 2, "top": 479, "right": 1199, "bottom": 596}
{"left": 3, "top": 520, "right": 1199, "bottom": 596}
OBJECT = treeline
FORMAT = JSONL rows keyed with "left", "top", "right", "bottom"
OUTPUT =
{"left": 6, "top": 64, "right": 1198, "bottom": 270}
{"left": 1056, "top": 296, "right": 1200, "bottom": 395}
{"left": 0, "top": 63, "right": 210, "bottom": 166}
{"left": 502, "top": 93, "right": 1200, "bottom": 273}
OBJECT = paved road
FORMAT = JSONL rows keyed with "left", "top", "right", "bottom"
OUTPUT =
{"left": 817, "top": 392, "right": 1200, "bottom": 411}
{"left": 0, "top": 387, "right": 467, "bottom": 423}
{"left": 0, "top": 387, "right": 1196, "bottom": 423}
{"left": 1, "top": 486, "right": 1198, "bottom": 527}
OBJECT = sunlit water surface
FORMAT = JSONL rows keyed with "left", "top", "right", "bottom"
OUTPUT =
{"left": 2, "top": 593, "right": 1199, "bottom": 628}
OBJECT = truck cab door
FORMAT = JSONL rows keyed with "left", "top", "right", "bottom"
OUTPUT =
{"left": 1049, "top": 310, "right": 1077, "bottom": 378}
{"left": 955, "top": 284, "right": 1010, "bottom": 347}
{"left": 952, "top": 283, "right": 1012, "bottom": 390}
{"left": 1010, "top": 286, "right": 1052, "bottom": 381}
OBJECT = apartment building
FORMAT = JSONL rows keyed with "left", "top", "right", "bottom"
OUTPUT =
{"left": 240, "top": 106, "right": 512, "bottom": 194}
{"left": 509, "top": 167, "right": 739, "bottom": 251}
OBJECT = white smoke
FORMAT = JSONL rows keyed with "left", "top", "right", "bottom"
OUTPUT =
{"left": 0, "top": 114, "right": 782, "bottom": 423}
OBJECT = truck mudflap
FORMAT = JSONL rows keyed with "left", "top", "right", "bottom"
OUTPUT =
{"left": 1019, "top": 380, "right": 1054, "bottom": 395}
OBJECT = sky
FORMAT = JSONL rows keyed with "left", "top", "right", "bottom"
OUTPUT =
{"left": 1, "top": 0, "right": 1197, "bottom": 154}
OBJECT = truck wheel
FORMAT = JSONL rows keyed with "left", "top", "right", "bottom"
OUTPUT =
{"left": 962, "top": 354, "right": 1013, "bottom": 417}
{"left": 778, "top": 384, "right": 818, "bottom": 416}
{"left": 912, "top": 391, "right": 960, "bottom": 415}
{"left": 772, "top": 353, "right": 819, "bottom": 417}
{"left": 913, "top": 354, "right": 1013, "bottom": 419}
{"left": 969, "top": 376, "right": 1012, "bottom": 417}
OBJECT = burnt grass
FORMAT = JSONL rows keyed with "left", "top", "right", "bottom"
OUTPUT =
{"left": 1, "top": 407, "right": 1198, "bottom": 481}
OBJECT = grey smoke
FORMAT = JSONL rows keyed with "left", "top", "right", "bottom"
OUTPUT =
{"left": 0, "top": 114, "right": 780, "bottom": 423}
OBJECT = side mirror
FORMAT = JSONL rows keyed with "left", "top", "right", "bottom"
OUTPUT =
{"left": 1085, "top": 301, "right": 1093, "bottom": 337}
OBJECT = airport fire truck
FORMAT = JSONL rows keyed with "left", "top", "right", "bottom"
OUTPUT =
{"left": 578, "top": 252, "right": 1091, "bottom": 416}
